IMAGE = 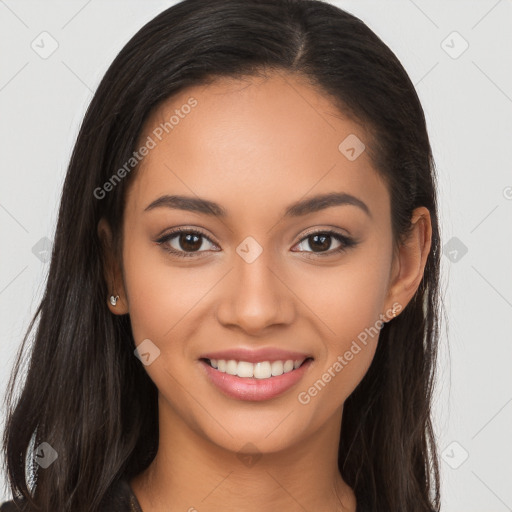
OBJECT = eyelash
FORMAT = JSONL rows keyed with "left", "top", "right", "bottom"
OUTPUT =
{"left": 155, "top": 227, "right": 358, "bottom": 259}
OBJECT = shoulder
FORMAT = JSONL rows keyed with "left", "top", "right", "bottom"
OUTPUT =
{"left": 98, "top": 478, "right": 143, "bottom": 512}
{"left": 1, "top": 479, "right": 142, "bottom": 512}
{"left": 0, "top": 501, "right": 22, "bottom": 511}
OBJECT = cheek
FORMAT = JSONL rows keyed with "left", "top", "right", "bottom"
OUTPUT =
{"left": 122, "top": 239, "right": 218, "bottom": 349}
{"left": 295, "top": 249, "right": 391, "bottom": 407}
{"left": 296, "top": 293, "right": 382, "bottom": 418}
{"left": 297, "top": 245, "right": 391, "bottom": 340}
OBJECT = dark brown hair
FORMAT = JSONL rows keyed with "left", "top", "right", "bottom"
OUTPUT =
{"left": 2, "top": 0, "right": 443, "bottom": 510}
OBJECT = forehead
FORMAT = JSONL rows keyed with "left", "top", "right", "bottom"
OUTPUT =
{"left": 126, "top": 71, "right": 389, "bottom": 223}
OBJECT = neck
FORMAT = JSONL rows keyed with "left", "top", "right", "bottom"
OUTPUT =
{"left": 130, "top": 395, "right": 357, "bottom": 512}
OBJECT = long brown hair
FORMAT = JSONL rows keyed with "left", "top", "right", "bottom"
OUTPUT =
{"left": 2, "top": 0, "right": 443, "bottom": 510}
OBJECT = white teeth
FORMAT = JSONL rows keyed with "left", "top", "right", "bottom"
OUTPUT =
{"left": 271, "top": 360, "right": 283, "bottom": 376}
{"left": 237, "top": 361, "right": 254, "bottom": 378}
{"left": 254, "top": 361, "right": 272, "bottom": 379}
{"left": 283, "top": 360, "right": 294, "bottom": 372}
{"left": 207, "top": 358, "right": 308, "bottom": 379}
{"left": 226, "top": 359, "right": 238, "bottom": 375}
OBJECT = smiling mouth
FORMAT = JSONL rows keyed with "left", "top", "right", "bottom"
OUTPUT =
{"left": 200, "top": 357, "right": 314, "bottom": 379}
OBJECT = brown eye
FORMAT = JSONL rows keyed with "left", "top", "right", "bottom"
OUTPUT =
{"left": 292, "top": 230, "right": 358, "bottom": 256}
{"left": 156, "top": 229, "right": 218, "bottom": 258}
{"left": 175, "top": 232, "right": 203, "bottom": 252}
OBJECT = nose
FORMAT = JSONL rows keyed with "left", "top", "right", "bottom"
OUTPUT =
{"left": 215, "top": 248, "right": 295, "bottom": 335}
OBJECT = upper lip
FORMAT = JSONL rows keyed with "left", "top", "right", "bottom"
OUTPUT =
{"left": 199, "top": 347, "right": 313, "bottom": 364}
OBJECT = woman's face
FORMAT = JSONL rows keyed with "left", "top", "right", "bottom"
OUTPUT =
{"left": 108, "top": 71, "right": 406, "bottom": 453}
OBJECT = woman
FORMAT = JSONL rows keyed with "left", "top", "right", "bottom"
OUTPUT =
{"left": 1, "top": 0, "right": 443, "bottom": 510}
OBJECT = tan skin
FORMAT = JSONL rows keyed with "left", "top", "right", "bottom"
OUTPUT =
{"left": 98, "top": 71, "right": 432, "bottom": 512}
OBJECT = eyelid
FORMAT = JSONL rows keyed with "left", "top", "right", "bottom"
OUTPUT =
{"left": 155, "top": 226, "right": 219, "bottom": 249}
{"left": 155, "top": 225, "right": 358, "bottom": 258}
{"left": 291, "top": 228, "right": 358, "bottom": 256}
{"left": 294, "top": 225, "right": 352, "bottom": 243}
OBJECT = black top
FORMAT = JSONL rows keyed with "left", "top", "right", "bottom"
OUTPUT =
{"left": 0, "top": 478, "right": 143, "bottom": 512}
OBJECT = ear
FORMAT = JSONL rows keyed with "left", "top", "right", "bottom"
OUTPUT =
{"left": 97, "top": 217, "right": 129, "bottom": 315}
{"left": 383, "top": 206, "right": 432, "bottom": 320}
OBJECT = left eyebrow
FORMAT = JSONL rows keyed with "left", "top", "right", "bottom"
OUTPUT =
{"left": 143, "top": 191, "right": 371, "bottom": 219}
{"left": 283, "top": 192, "right": 371, "bottom": 219}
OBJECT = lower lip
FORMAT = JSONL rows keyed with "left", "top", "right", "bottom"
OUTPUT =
{"left": 199, "top": 359, "right": 313, "bottom": 401}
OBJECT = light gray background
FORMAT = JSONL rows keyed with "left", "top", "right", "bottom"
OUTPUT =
{"left": 1, "top": 1, "right": 511, "bottom": 510}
